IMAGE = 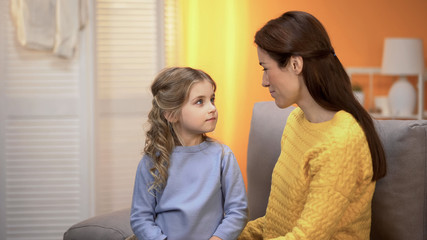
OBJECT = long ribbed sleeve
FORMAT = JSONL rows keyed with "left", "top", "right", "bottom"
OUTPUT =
{"left": 130, "top": 157, "right": 167, "bottom": 240}
{"left": 237, "top": 216, "right": 265, "bottom": 240}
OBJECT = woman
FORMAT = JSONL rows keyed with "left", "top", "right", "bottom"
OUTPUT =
{"left": 238, "top": 11, "right": 386, "bottom": 239}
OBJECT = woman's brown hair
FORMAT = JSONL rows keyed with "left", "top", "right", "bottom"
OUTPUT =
{"left": 255, "top": 11, "right": 386, "bottom": 181}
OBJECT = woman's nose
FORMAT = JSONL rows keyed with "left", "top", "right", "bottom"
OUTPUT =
{"left": 262, "top": 74, "right": 269, "bottom": 87}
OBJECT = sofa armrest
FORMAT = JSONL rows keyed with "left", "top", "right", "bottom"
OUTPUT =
{"left": 63, "top": 208, "right": 133, "bottom": 240}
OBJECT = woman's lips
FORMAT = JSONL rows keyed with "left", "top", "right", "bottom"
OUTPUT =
{"left": 270, "top": 90, "right": 275, "bottom": 97}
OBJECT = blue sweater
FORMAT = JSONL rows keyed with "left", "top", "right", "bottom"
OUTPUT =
{"left": 130, "top": 141, "right": 248, "bottom": 240}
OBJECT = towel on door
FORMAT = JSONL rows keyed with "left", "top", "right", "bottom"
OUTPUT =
{"left": 10, "top": 0, "right": 88, "bottom": 58}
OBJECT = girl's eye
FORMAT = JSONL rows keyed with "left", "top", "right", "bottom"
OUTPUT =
{"left": 210, "top": 97, "right": 215, "bottom": 105}
{"left": 196, "top": 99, "right": 203, "bottom": 105}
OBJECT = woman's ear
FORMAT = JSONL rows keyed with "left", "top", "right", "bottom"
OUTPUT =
{"left": 290, "top": 56, "right": 303, "bottom": 74}
{"left": 164, "top": 111, "right": 178, "bottom": 123}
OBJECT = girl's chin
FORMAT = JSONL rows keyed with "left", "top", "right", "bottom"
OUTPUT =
{"left": 202, "top": 125, "right": 217, "bottom": 134}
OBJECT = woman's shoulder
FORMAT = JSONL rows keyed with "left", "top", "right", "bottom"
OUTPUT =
{"left": 314, "top": 111, "right": 369, "bottom": 158}
{"left": 288, "top": 107, "right": 304, "bottom": 120}
{"left": 332, "top": 111, "right": 365, "bottom": 138}
{"left": 307, "top": 113, "right": 371, "bottom": 169}
{"left": 334, "top": 110, "right": 359, "bottom": 126}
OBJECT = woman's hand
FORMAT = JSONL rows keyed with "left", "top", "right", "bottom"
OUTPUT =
{"left": 209, "top": 236, "right": 222, "bottom": 240}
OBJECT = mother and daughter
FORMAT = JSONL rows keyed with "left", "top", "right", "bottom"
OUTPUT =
{"left": 130, "top": 11, "right": 386, "bottom": 240}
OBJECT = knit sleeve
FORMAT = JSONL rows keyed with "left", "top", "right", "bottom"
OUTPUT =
{"left": 237, "top": 216, "right": 265, "bottom": 240}
{"left": 271, "top": 132, "right": 370, "bottom": 240}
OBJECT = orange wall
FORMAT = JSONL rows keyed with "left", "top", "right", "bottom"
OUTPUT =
{"left": 177, "top": 0, "right": 427, "bottom": 186}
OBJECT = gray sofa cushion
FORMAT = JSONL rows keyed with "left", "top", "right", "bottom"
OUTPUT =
{"left": 371, "top": 120, "right": 427, "bottom": 240}
{"left": 63, "top": 208, "right": 133, "bottom": 240}
{"left": 246, "top": 102, "right": 295, "bottom": 220}
{"left": 246, "top": 101, "right": 427, "bottom": 240}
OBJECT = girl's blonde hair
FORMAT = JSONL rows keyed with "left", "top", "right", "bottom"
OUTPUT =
{"left": 144, "top": 67, "right": 216, "bottom": 193}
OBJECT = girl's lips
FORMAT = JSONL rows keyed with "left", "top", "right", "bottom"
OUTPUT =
{"left": 206, "top": 117, "right": 216, "bottom": 121}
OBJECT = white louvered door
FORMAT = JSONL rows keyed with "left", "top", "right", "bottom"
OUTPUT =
{"left": 94, "top": 0, "right": 165, "bottom": 215}
{"left": 0, "top": 0, "right": 177, "bottom": 239}
{"left": 0, "top": 0, "right": 93, "bottom": 239}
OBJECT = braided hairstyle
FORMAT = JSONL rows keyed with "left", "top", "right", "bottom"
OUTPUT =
{"left": 144, "top": 67, "right": 216, "bottom": 193}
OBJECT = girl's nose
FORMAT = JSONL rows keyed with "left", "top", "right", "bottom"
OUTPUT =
{"left": 208, "top": 102, "right": 216, "bottom": 113}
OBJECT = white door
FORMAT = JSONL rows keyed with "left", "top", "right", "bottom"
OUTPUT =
{"left": 0, "top": 0, "right": 93, "bottom": 239}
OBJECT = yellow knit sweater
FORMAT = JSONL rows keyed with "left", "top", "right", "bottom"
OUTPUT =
{"left": 239, "top": 108, "right": 375, "bottom": 240}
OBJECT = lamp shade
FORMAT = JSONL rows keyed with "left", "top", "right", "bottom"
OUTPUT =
{"left": 381, "top": 38, "right": 424, "bottom": 75}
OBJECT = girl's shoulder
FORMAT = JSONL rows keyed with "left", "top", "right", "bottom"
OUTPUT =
{"left": 138, "top": 153, "right": 155, "bottom": 169}
{"left": 207, "top": 140, "right": 233, "bottom": 153}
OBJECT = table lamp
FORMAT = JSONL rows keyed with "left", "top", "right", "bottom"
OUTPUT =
{"left": 381, "top": 38, "right": 424, "bottom": 117}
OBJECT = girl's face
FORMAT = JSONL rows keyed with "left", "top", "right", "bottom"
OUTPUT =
{"left": 174, "top": 79, "right": 217, "bottom": 146}
{"left": 257, "top": 47, "right": 302, "bottom": 108}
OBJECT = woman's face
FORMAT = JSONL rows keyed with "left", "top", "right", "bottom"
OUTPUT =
{"left": 257, "top": 47, "right": 302, "bottom": 108}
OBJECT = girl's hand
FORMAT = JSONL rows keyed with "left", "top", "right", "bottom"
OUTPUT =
{"left": 209, "top": 236, "right": 222, "bottom": 240}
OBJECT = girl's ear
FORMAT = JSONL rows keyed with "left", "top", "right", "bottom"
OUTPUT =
{"left": 164, "top": 111, "right": 178, "bottom": 123}
{"left": 290, "top": 55, "right": 303, "bottom": 74}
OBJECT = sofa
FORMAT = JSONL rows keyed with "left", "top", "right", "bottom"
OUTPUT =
{"left": 64, "top": 101, "right": 427, "bottom": 240}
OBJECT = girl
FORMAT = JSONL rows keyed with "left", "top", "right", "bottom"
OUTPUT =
{"left": 238, "top": 11, "right": 386, "bottom": 239}
{"left": 131, "top": 67, "right": 248, "bottom": 240}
